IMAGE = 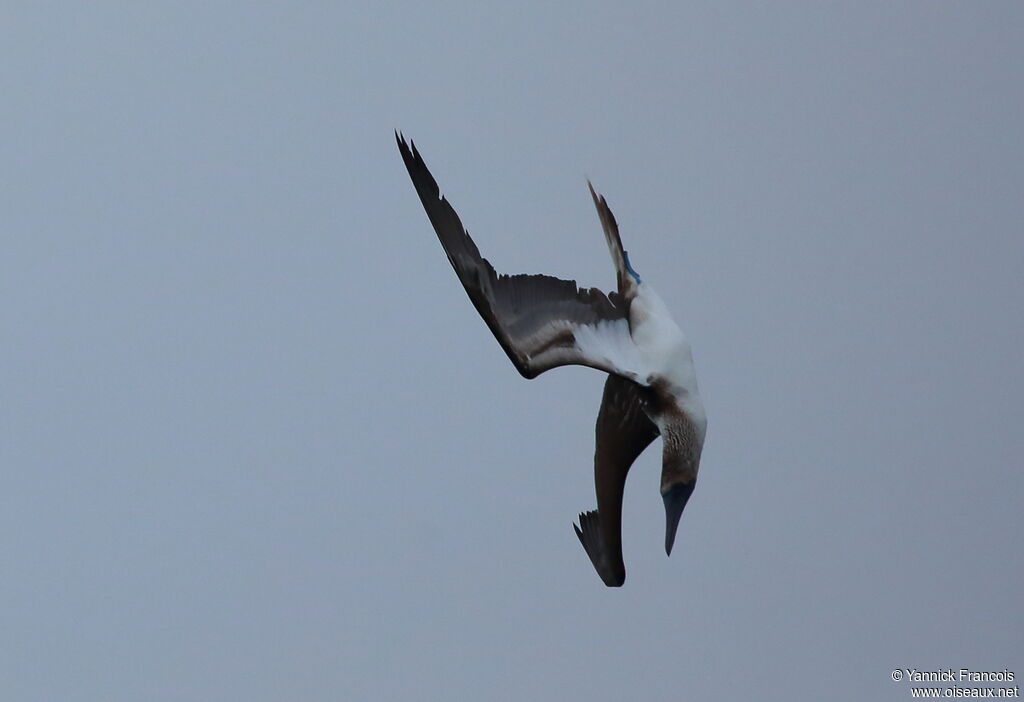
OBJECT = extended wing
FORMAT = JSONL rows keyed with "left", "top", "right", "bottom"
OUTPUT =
{"left": 397, "top": 133, "right": 640, "bottom": 380}
{"left": 574, "top": 375, "right": 659, "bottom": 585}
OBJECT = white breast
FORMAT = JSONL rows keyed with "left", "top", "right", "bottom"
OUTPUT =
{"left": 630, "top": 284, "right": 706, "bottom": 434}
{"left": 570, "top": 282, "right": 705, "bottom": 433}
{"left": 629, "top": 287, "right": 690, "bottom": 382}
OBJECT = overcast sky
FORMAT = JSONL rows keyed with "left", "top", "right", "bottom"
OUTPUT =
{"left": 2, "top": 3, "right": 1022, "bottom": 701}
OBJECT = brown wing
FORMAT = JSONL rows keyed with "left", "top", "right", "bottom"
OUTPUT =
{"left": 574, "top": 374, "right": 659, "bottom": 586}
{"left": 397, "top": 133, "right": 630, "bottom": 379}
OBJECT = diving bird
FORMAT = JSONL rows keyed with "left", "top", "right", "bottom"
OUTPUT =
{"left": 397, "top": 134, "right": 707, "bottom": 586}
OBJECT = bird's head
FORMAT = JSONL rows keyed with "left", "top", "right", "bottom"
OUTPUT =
{"left": 660, "top": 411, "right": 704, "bottom": 556}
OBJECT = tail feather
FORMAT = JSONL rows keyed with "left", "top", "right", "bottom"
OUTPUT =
{"left": 573, "top": 510, "right": 625, "bottom": 587}
{"left": 588, "top": 182, "right": 636, "bottom": 299}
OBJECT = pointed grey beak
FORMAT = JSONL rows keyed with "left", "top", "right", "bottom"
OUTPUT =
{"left": 662, "top": 482, "right": 695, "bottom": 556}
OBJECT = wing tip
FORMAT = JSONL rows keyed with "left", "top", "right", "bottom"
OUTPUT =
{"left": 395, "top": 129, "right": 410, "bottom": 156}
{"left": 396, "top": 132, "right": 443, "bottom": 205}
{"left": 573, "top": 510, "right": 625, "bottom": 587}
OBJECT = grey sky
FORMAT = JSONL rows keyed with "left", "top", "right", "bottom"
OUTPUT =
{"left": 2, "top": 3, "right": 1021, "bottom": 700}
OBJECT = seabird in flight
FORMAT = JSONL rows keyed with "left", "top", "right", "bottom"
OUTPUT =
{"left": 397, "top": 134, "right": 707, "bottom": 586}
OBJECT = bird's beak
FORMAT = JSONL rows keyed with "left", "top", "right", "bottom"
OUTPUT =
{"left": 662, "top": 481, "right": 695, "bottom": 556}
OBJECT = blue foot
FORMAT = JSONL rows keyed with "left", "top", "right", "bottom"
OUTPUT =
{"left": 623, "top": 251, "right": 642, "bottom": 284}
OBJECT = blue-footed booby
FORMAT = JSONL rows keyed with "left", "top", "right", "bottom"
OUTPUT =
{"left": 397, "top": 134, "right": 707, "bottom": 586}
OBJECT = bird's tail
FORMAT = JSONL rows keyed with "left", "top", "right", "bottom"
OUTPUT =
{"left": 588, "top": 182, "right": 638, "bottom": 298}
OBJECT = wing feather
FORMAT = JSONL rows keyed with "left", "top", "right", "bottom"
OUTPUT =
{"left": 397, "top": 133, "right": 637, "bottom": 379}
